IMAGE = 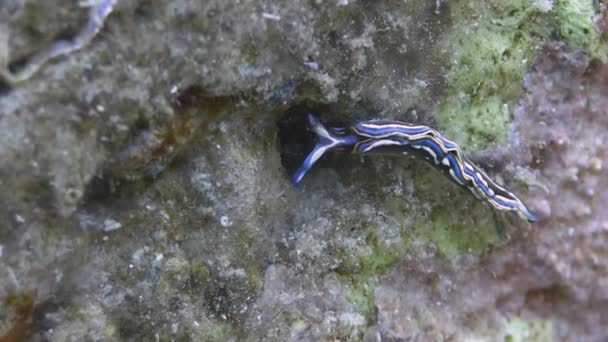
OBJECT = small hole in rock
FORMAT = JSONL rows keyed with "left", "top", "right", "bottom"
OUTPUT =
{"left": 64, "top": 188, "right": 83, "bottom": 204}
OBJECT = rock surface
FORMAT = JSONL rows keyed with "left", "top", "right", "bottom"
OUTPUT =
{"left": 0, "top": 0, "right": 606, "bottom": 341}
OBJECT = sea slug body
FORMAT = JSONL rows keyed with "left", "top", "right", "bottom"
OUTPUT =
{"left": 293, "top": 114, "right": 537, "bottom": 223}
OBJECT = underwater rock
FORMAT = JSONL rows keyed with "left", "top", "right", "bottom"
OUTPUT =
{"left": 504, "top": 41, "right": 608, "bottom": 340}
{"left": 376, "top": 41, "right": 608, "bottom": 341}
{"left": 1, "top": 0, "right": 607, "bottom": 341}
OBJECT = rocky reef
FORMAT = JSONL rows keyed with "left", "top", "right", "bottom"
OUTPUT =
{"left": 1, "top": 0, "right": 607, "bottom": 340}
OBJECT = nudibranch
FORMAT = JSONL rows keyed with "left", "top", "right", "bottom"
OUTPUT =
{"left": 293, "top": 114, "right": 537, "bottom": 222}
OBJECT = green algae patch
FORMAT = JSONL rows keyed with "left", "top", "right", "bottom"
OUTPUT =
{"left": 416, "top": 208, "right": 499, "bottom": 259}
{"left": 244, "top": 258, "right": 264, "bottom": 294}
{"left": 335, "top": 162, "right": 500, "bottom": 319}
{"left": 358, "top": 232, "right": 405, "bottom": 273}
{"left": 503, "top": 316, "right": 554, "bottom": 342}
{"left": 436, "top": 0, "right": 607, "bottom": 150}
{"left": 338, "top": 230, "right": 406, "bottom": 314}
{"left": 556, "top": 0, "right": 608, "bottom": 59}
{"left": 410, "top": 164, "right": 501, "bottom": 257}
{"left": 190, "top": 259, "right": 211, "bottom": 284}
{"left": 436, "top": 0, "right": 556, "bottom": 150}
{"left": 335, "top": 224, "right": 410, "bottom": 321}
{"left": 196, "top": 322, "right": 237, "bottom": 342}
{"left": 339, "top": 272, "right": 384, "bottom": 341}
{"left": 340, "top": 275, "right": 380, "bottom": 318}
{"left": 421, "top": 0, "right": 606, "bottom": 256}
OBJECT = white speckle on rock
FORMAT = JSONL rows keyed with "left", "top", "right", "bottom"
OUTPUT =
{"left": 262, "top": 12, "right": 281, "bottom": 21}
{"left": 338, "top": 312, "right": 365, "bottom": 326}
{"left": 221, "top": 268, "right": 246, "bottom": 278}
{"left": 103, "top": 218, "right": 122, "bottom": 231}
{"left": 530, "top": 0, "right": 553, "bottom": 12}
{"left": 155, "top": 253, "right": 164, "bottom": 261}
{"left": 220, "top": 215, "right": 233, "bottom": 227}
{"left": 159, "top": 210, "right": 170, "bottom": 221}
{"left": 131, "top": 248, "right": 145, "bottom": 264}
{"left": 153, "top": 253, "right": 164, "bottom": 268}
{"left": 590, "top": 157, "right": 603, "bottom": 171}
{"left": 14, "top": 213, "right": 25, "bottom": 223}
{"left": 414, "top": 78, "right": 428, "bottom": 88}
{"left": 304, "top": 61, "right": 321, "bottom": 70}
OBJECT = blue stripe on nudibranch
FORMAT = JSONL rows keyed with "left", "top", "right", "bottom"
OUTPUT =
{"left": 410, "top": 139, "right": 445, "bottom": 163}
{"left": 355, "top": 136, "right": 410, "bottom": 153}
{"left": 464, "top": 165, "right": 492, "bottom": 196}
{"left": 293, "top": 114, "right": 538, "bottom": 223}
{"left": 355, "top": 122, "right": 432, "bottom": 137}
{"left": 446, "top": 154, "right": 466, "bottom": 184}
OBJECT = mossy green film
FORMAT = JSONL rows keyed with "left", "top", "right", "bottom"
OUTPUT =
{"left": 436, "top": 0, "right": 604, "bottom": 150}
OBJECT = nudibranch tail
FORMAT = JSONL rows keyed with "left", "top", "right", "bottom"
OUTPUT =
{"left": 514, "top": 200, "right": 538, "bottom": 222}
{"left": 491, "top": 189, "right": 538, "bottom": 223}
{"left": 292, "top": 114, "right": 358, "bottom": 184}
{"left": 464, "top": 162, "right": 538, "bottom": 223}
{"left": 519, "top": 205, "right": 538, "bottom": 222}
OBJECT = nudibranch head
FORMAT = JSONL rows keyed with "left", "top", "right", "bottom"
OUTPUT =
{"left": 292, "top": 114, "right": 359, "bottom": 184}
